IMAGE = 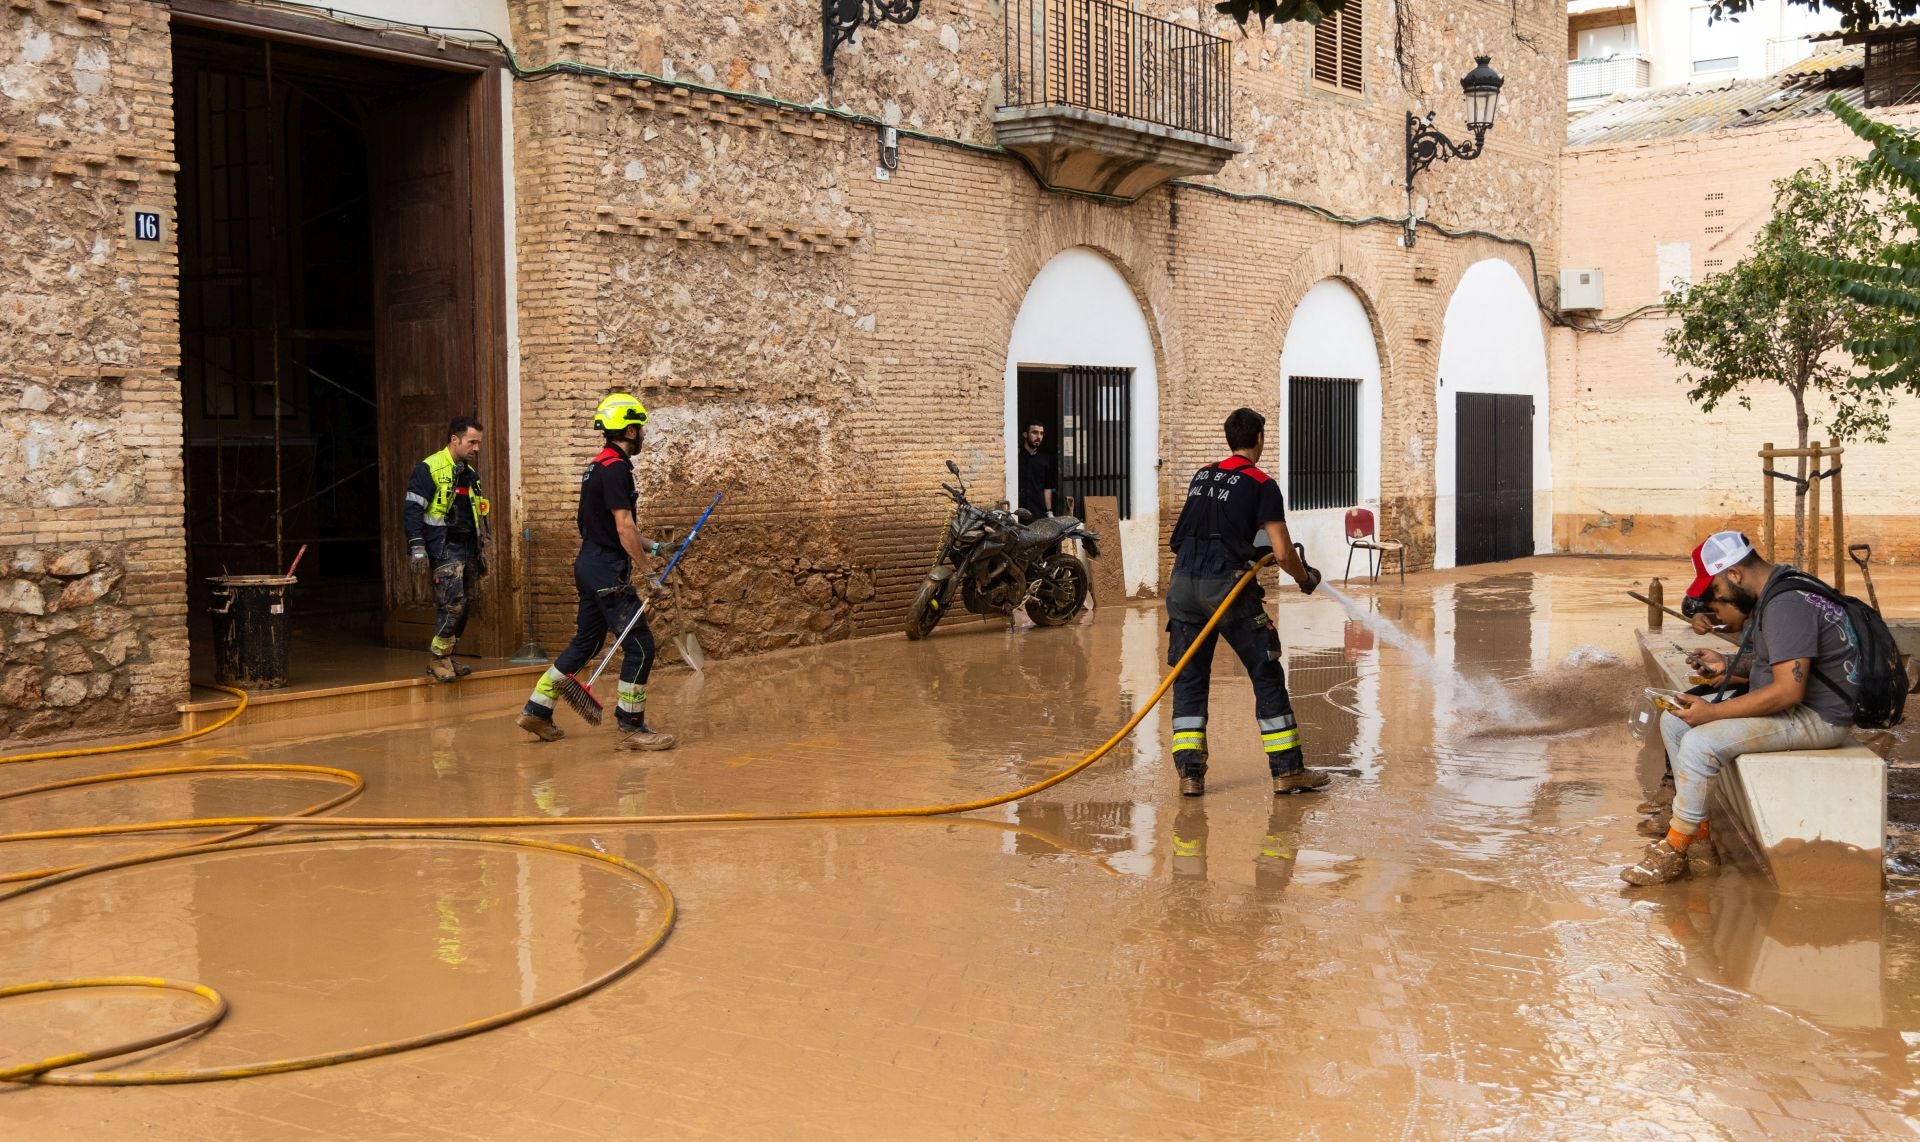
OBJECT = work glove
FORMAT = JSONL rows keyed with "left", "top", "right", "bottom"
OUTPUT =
{"left": 1297, "top": 566, "right": 1322, "bottom": 596}
{"left": 409, "top": 543, "right": 429, "bottom": 575}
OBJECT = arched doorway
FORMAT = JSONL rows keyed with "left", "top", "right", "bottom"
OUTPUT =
{"left": 1003, "top": 248, "right": 1161, "bottom": 595}
{"left": 1277, "top": 279, "right": 1383, "bottom": 567}
{"left": 1434, "top": 259, "right": 1551, "bottom": 569}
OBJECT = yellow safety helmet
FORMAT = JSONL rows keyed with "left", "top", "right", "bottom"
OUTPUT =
{"left": 593, "top": 392, "right": 650, "bottom": 431}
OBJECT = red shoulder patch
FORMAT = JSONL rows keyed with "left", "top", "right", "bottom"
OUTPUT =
{"left": 594, "top": 446, "right": 626, "bottom": 468}
{"left": 1219, "top": 456, "right": 1272, "bottom": 484}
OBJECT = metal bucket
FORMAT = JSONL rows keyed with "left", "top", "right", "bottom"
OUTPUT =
{"left": 208, "top": 574, "right": 296, "bottom": 689}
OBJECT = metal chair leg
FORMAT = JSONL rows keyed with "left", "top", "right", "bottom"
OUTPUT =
{"left": 1370, "top": 547, "right": 1380, "bottom": 583}
{"left": 1344, "top": 545, "right": 1357, "bottom": 585}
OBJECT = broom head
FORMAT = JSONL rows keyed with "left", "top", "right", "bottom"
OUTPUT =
{"left": 553, "top": 672, "right": 604, "bottom": 725}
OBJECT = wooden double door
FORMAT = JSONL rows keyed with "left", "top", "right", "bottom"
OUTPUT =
{"left": 1454, "top": 392, "right": 1534, "bottom": 566}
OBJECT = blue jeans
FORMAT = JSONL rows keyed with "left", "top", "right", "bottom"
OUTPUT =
{"left": 1660, "top": 705, "right": 1849, "bottom": 827}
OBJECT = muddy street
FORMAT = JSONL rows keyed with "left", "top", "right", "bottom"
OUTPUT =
{"left": 1, "top": 556, "right": 1915, "bottom": 1138}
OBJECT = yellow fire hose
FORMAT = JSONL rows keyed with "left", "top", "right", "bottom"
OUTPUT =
{"left": 0, "top": 561, "right": 1272, "bottom": 1084}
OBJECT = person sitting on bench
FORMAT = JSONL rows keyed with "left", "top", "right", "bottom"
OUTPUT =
{"left": 1622, "top": 531, "right": 1860, "bottom": 886}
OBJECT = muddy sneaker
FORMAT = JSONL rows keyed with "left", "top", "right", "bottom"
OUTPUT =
{"left": 1179, "top": 775, "right": 1205, "bottom": 797}
{"left": 1636, "top": 814, "right": 1668, "bottom": 838}
{"left": 1273, "top": 768, "right": 1332, "bottom": 795}
{"left": 516, "top": 713, "right": 565, "bottom": 742}
{"left": 1620, "top": 840, "right": 1687, "bottom": 886}
{"left": 451, "top": 660, "right": 474, "bottom": 678}
{"left": 616, "top": 728, "right": 677, "bottom": 751}
{"left": 427, "top": 655, "right": 459, "bottom": 683}
{"left": 1686, "top": 838, "right": 1720, "bottom": 877}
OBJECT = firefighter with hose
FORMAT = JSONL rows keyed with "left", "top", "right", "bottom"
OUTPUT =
{"left": 1165, "top": 407, "right": 1325, "bottom": 798}
{"left": 514, "top": 393, "right": 677, "bottom": 750}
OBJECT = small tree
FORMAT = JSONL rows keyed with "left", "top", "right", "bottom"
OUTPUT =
{"left": 1661, "top": 159, "right": 1895, "bottom": 566}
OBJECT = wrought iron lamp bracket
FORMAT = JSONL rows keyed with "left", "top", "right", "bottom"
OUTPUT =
{"left": 1404, "top": 111, "right": 1487, "bottom": 193}
{"left": 823, "top": 0, "right": 922, "bottom": 79}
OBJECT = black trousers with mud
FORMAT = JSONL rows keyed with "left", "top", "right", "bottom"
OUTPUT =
{"left": 431, "top": 540, "right": 480, "bottom": 649}
{"left": 553, "top": 543, "right": 656, "bottom": 729}
{"left": 1167, "top": 609, "right": 1302, "bottom": 778}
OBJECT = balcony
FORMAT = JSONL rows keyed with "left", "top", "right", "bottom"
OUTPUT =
{"left": 1567, "top": 54, "right": 1652, "bottom": 104}
{"left": 995, "top": 0, "right": 1244, "bottom": 201}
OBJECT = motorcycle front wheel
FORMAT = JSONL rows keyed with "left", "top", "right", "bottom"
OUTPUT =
{"left": 1024, "top": 554, "right": 1090, "bottom": 627}
{"left": 905, "top": 577, "right": 952, "bottom": 640}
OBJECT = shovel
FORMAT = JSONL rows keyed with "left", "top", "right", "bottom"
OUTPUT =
{"left": 1849, "top": 544, "right": 1881, "bottom": 613}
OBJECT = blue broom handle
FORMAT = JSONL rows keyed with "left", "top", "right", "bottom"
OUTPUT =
{"left": 655, "top": 491, "right": 722, "bottom": 584}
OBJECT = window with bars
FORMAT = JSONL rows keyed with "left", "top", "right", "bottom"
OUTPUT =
{"left": 1311, "top": 0, "right": 1364, "bottom": 95}
{"left": 1287, "top": 376, "right": 1360, "bottom": 511}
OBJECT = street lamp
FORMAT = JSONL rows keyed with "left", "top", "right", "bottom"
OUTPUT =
{"left": 1404, "top": 55, "right": 1505, "bottom": 244}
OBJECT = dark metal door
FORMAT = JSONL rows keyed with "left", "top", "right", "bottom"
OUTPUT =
{"left": 1454, "top": 392, "right": 1533, "bottom": 566}
{"left": 1059, "top": 366, "right": 1132, "bottom": 518}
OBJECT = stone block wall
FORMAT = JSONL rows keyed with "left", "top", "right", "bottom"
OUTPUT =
{"left": 1, "top": 0, "right": 186, "bottom": 745}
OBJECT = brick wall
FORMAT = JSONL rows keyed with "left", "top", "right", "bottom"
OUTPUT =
{"left": 3, "top": 0, "right": 1562, "bottom": 742}
{"left": 0, "top": 0, "right": 187, "bottom": 744}
{"left": 1559, "top": 105, "right": 1920, "bottom": 565}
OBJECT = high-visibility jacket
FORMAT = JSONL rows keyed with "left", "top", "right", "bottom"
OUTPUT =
{"left": 403, "top": 448, "right": 490, "bottom": 561}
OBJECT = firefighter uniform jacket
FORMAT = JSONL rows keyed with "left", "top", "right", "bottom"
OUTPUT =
{"left": 404, "top": 447, "right": 491, "bottom": 563}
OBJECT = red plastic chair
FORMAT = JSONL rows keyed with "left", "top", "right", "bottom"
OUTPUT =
{"left": 1343, "top": 507, "right": 1405, "bottom": 586}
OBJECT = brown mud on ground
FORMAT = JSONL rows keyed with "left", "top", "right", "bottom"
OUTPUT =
{"left": 2, "top": 555, "right": 1919, "bottom": 1138}
{"left": 1768, "top": 836, "right": 1888, "bottom": 896}
{"left": 1458, "top": 648, "right": 1645, "bottom": 740}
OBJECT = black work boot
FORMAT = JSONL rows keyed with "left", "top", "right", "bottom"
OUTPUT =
{"left": 1176, "top": 753, "right": 1208, "bottom": 797}
{"left": 1273, "top": 766, "right": 1331, "bottom": 795}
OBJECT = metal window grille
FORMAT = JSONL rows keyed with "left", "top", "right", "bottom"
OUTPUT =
{"left": 1287, "top": 375, "right": 1359, "bottom": 511}
{"left": 1003, "top": 0, "right": 1232, "bottom": 139}
{"left": 1060, "top": 366, "right": 1132, "bottom": 519}
{"left": 1311, "top": 0, "right": 1364, "bottom": 94}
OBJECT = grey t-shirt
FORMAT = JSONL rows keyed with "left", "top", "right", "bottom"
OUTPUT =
{"left": 1749, "top": 566, "right": 1861, "bottom": 726}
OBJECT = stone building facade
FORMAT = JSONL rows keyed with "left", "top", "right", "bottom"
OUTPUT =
{"left": 3, "top": 0, "right": 1563, "bottom": 743}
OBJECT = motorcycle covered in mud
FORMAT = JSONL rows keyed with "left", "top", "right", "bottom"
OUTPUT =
{"left": 904, "top": 460, "right": 1100, "bottom": 640}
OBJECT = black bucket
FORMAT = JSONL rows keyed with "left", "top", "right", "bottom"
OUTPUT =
{"left": 208, "top": 574, "right": 296, "bottom": 689}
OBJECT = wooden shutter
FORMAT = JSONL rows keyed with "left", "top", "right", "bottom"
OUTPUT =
{"left": 1311, "top": 0, "right": 1364, "bottom": 94}
{"left": 1865, "top": 37, "right": 1920, "bottom": 108}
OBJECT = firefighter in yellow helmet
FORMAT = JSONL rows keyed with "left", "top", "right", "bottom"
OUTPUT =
{"left": 516, "top": 393, "right": 677, "bottom": 749}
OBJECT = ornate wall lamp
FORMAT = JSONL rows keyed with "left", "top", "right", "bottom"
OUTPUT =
{"left": 823, "top": 0, "right": 921, "bottom": 80}
{"left": 1403, "top": 56, "right": 1504, "bottom": 246}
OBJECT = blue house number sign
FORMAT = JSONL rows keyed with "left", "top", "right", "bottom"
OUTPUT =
{"left": 125, "top": 206, "right": 166, "bottom": 246}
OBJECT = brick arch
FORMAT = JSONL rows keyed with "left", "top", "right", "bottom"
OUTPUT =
{"left": 1262, "top": 232, "right": 1403, "bottom": 387}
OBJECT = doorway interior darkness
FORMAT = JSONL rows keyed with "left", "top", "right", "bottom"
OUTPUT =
{"left": 1017, "top": 366, "right": 1132, "bottom": 519}
{"left": 173, "top": 22, "right": 511, "bottom": 659}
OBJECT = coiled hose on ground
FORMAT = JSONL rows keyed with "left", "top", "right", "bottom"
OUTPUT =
{"left": 0, "top": 561, "right": 1270, "bottom": 1084}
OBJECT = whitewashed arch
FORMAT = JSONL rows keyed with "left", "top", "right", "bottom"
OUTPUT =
{"left": 1433, "top": 259, "right": 1553, "bottom": 569}
{"left": 1277, "top": 279, "right": 1383, "bottom": 566}
{"left": 1002, "top": 248, "right": 1161, "bottom": 595}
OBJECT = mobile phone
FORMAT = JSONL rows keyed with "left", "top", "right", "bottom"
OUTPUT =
{"left": 1644, "top": 687, "right": 1687, "bottom": 713}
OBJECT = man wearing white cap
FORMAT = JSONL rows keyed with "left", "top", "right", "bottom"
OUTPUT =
{"left": 1622, "top": 530, "right": 1861, "bottom": 885}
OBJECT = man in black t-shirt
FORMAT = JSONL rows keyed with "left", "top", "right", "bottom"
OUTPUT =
{"left": 1017, "top": 422, "right": 1053, "bottom": 519}
{"left": 516, "top": 392, "right": 678, "bottom": 750}
{"left": 1165, "top": 408, "right": 1324, "bottom": 798}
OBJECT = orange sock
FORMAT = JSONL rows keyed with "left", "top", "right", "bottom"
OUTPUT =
{"left": 1665, "top": 820, "right": 1698, "bottom": 850}
{"left": 1696, "top": 819, "right": 1711, "bottom": 842}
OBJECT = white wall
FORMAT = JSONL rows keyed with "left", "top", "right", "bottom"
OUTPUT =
{"left": 1003, "top": 248, "right": 1162, "bottom": 595}
{"left": 1433, "top": 259, "right": 1553, "bottom": 570}
{"left": 1277, "top": 279, "right": 1383, "bottom": 571}
{"left": 1644, "top": 0, "right": 1839, "bottom": 88}
{"left": 270, "top": 1, "right": 515, "bottom": 45}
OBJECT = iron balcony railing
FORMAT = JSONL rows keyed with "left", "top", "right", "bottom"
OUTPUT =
{"left": 1004, "top": 0, "right": 1232, "bottom": 140}
{"left": 1567, "top": 54, "right": 1651, "bottom": 101}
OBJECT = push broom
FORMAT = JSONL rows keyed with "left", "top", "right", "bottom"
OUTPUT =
{"left": 553, "top": 491, "right": 723, "bottom": 725}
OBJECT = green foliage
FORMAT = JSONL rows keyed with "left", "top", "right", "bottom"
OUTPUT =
{"left": 1682, "top": 0, "right": 1908, "bottom": 35}
{"left": 1808, "top": 95, "right": 1920, "bottom": 394}
{"left": 1212, "top": 0, "right": 1348, "bottom": 28}
{"left": 1662, "top": 159, "right": 1897, "bottom": 447}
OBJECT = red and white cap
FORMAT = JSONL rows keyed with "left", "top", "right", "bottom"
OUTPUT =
{"left": 1686, "top": 530, "right": 1755, "bottom": 599}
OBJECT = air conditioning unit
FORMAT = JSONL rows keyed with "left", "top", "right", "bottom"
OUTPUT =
{"left": 1559, "top": 268, "right": 1604, "bottom": 313}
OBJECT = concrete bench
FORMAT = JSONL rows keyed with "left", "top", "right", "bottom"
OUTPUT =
{"left": 1635, "top": 629, "right": 1887, "bottom": 896}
